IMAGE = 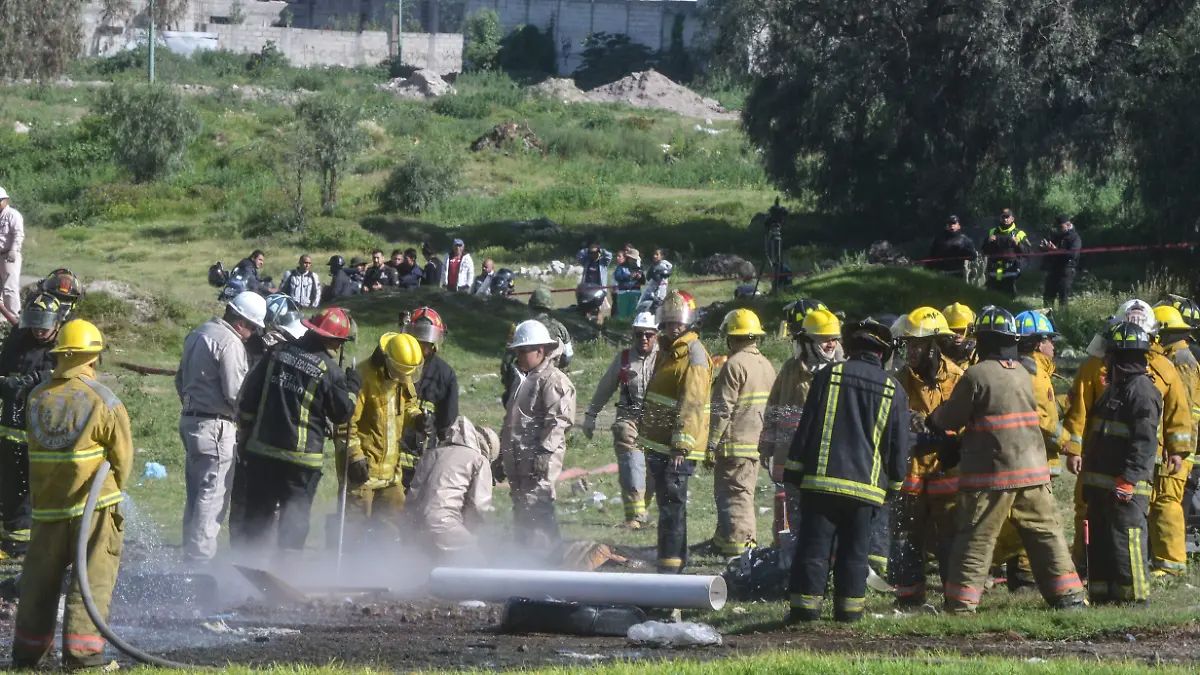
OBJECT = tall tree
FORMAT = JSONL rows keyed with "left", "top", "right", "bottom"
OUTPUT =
{"left": 0, "top": 0, "right": 84, "bottom": 81}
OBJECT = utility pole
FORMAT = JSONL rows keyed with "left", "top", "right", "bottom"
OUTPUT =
{"left": 148, "top": 0, "right": 156, "bottom": 83}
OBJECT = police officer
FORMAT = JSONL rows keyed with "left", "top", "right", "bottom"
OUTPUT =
{"left": 1041, "top": 214, "right": 1082, "bottom": 307}
{"left": 238, "top": 307, "right": 361, "bottom": 557}
{"left": 785, "top": 318, "right": 909, "bottom": 624}
{"left": 981, "top": 209, "right": 1031, "bottom": 296}
{"left": 931, "top": 307, "right": 1084, "bottom": 613}
{"left": 1080, "top": 322, "right": 1161, "bottom": 605}
{"left": 400, "top": 307, "right": 459, "bottom": 488}
{"left": 12, "top": 320, "right": 132, "bottom": 669}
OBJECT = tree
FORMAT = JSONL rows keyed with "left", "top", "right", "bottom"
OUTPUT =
{"left": 463, "top": 9, "right": 502, "bottom": 71}
{"left": 742, "top": 1, "right": 1192, "bottom": 224}
{"left": 94, "top": 84, "right": 200, "bottom": 182}
{"left": 296, "top": 96, "right": 366, "bottom": 216}
{"left": 0, "top": 0, "right": 84, "bottom": 81}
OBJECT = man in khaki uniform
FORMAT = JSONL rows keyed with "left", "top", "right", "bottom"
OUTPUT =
{"left": 500, "top": 320, "right": 576, "bottom": 552}
{"left": 407, "top": 416, "right": 498, "bottom": 563}
{"left": 930, "top": 307, "right": 1084, "bottom": 613}
{"left": 708, "top": 309, "right": 776, "bottom": 556}
{"left": 12, "top": 320, "right": 133, "bottom": 669}
{"left": 0, "top": 187, "right": 24, "bottom": 316}
{"left": 583, "top": 312, "right": 659, "bottom": 528}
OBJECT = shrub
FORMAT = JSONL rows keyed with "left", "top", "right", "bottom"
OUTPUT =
{"left": 299, "top": 217, "right": 383, "bottom": 250}
{"left": 93, "top": 84, "right": 200, "bottom": 182}
{"left": 431, "top": 94, "right": 492, "bottom": 119}
{"left": 498, "top": 24, "right": 557, "bottom": 77}
{"left": 463, "top": 10, "right": 502, "bottom": 71}
{"left": 378, "top": 152, "right": 462, "bottom": 213}
{"left": 573, "top": 33, "right": 657, "bottom": 90}
{"left": 296, "top": 95, "right": 367, "bottom": 215}
{"left": 246, "top": 41, "right": 289, "bottom": 78}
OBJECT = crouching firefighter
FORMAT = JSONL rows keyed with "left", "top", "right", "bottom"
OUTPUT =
{"left": 0, "top": 294, "right": 63, "bottom": 557}
{"left": 334, "top": 332, "right": 424, "bottom": 546}
{"left": 930, "top": 306, "right": 1085, "bottom": 613}
{"left": 784, "top": 318, "right": 909, "bottom": 623}
{"left": 1077, "top": 321, "right": 1161, "bottom": 605}
{"left": 12, "top": 320, "right": 133, "bottom": 669}
{"left": 583, "top": 312, "right": 660, "bottom": 528}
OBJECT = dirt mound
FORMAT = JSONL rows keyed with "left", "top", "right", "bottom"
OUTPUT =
{"left": 530, "top": 77, "right": 590, "bottom": 103}
{"left": 471, "top": 121, "right": 545, "bottom": 154}
{"left": 586, "top": 70, "right": 736, "bottom": 120}
{"left": 378, "top": 69, "right": 455, "bottom": 100}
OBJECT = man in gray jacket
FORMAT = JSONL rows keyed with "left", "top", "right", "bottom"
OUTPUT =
{"left": 582, "top": 312, "right": 659, "bottom": 528}
{"left": 175, "top": 291, "right": 265, "bottom": 564}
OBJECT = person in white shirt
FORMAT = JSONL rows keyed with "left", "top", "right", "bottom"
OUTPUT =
{"left": 0, "top": 188, "right": 25, "bottom": 316}
{"left": 279, "top": 255, "right": 321, "bottom": 308}
{"left": 440, "top": 238, "right": 475, "bottom": 292}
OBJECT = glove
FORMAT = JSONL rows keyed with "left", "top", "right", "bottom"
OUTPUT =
{"left": 1114, "top": 477, "right": 1135, "bottom": 502}
{"left": 344, "top": 367, "right": 363, "bottom": 395}
{"left": 582, "top": 415, "right": 596, "bottom": 440}
{"left": 347, "top": 457, "right": 370, "bottom": 485}
{"left": 532, "top": 454, "right": 552, "bottom": 481}
{"left": 704, "top": 444, "right": 717, "bottom": 470}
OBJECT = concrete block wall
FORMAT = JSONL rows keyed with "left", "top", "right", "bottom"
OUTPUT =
{"left": 465, "top": 0, "right": 703, "bottom": 74}
{"left": 209, "top": 26, "right": 463, "bottom": 72}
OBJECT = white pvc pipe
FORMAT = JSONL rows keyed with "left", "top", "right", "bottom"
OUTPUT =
{"left": 429, "top": 568, "right": 727, "bottom": 611}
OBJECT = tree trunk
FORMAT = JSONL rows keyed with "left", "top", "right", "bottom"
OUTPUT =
{"left": 323, "top": 164, "right": 339, "bottom": 216}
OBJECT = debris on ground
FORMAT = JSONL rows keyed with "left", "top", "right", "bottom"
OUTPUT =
{"left": 560, "top": 541, "right": 629, "bottom": 571}
{"left": 867, "top": 240, "right": 909, "bottom": 265}
{"left": 200, "top": 619, "right": 301, "bottom": 639}
{"left": 377, "top": 69, "right": 455, "bottom": 99}
{"left": 697, "top": 253, "right": 757, "bottom": 279}
{"left": 142, "top": 462, "right": 167, "bottom": 479}
{"left": 529, "top": 78, "right": 591, "bottom": 104}
{"left": 586, "top": 70, "right": 737, "bottom": 120}
{"left": 627, "top": 620, "right": 722, "bottom": 647}
{"left": 457, "top": 600, "right": 487, "bottom": 609}
{"left": 13, "top": 121, "right": 29, "bottom": 134}
{"left": 471, "top": 121, "right": 545, "bottom": 154}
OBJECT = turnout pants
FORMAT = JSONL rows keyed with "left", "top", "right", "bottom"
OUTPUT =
{"left": 647, "top": 451, "right": 693, "bottom": 574}
{"left": 179, "top": 416, "right": 236, "bottom": 562}
{"left": 504, "top": 450, "right": 564, "bottom": 554}
{"left": 12, "top": 506, "right": 123, "bottom": 669}
{"left": 241, "top": 453, "right": 322, "bottom": 552}
{"left": 788, "top": 492, "right": 876, "bottom": 623}
{"left": 1084, "top": 487, "right": 1150, "bottom": 603}
{"left": 713, "top": 455, "right": 759, "bottom": 555}
{"left": 944, "top": 486, "right": 1083, "bottom": 613}
{"left": 0, "top": 437, "right": 31, "bottom": 556}
{"left": 994, "top": 521, "right": 1036, "bottom": 591}
{"left": 1149, "top": 462, "right": 1191, "bottom": 575}
{"left": 342, "top": 479, "right": 406, "bottom": 546}
{"left": 889, "top": 490, "right": 955, "bottom": 605}
{"left": 227, "top": 454, "right": 252, "bottom": 551}
{"left": 612, "top": 419, "right": 649, "bottom": 522}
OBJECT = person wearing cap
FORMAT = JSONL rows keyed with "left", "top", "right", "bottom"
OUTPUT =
{"left": 348, "top": 256, "right": 369, "bottom": 290}
{"left": 175, "top": 291, "right": 266, "bottom": 565}
{"left": 279, "top": 255, "right": 321, "bottom": 308}
{"left": 498, "top": 320, "right": 576, "bottom": 553}
{"left": 237, "top": 307, "right": 362, "bottom": 557}
{"left": 11, "top": 319, "right": 131, "bottom": 669}
{"left": 981, "top": 208, "right": 1031, "bottom": 296}
{"left": 638, "top": 291, "right": 712, "bottom": 574}
{"left": 1041, "top": 214, "right": 1082, "bottom": 307}
{"left": 407, "top": 416, "right": 499, "bottom": 564}
{"left": 784, "top": 318, "right": 909, "bottom": 624}
{"left": 441, "top": 239, "right": 475, "bottom": 293}
{"left": 0, "top": 294, "right": 64, "bottom": 558}
{"left": 707, "top": 309, "right": 776, "bottom": 557}
{"left": 763, "top": 304, "right": 843, "bottom": 550}
{"left": 930, "top": 307, "right": 1084, "bottom": 613}
{"left": 0, "top": 187, "right": 23, "bottom": 316}
{"left": 400, "top": 307, "right": 459, "bottom": 489}
{"left": 501, "top": 287, "right": 574, "bottom": 406}
{"left": 927, "top": 215, "right": 977, "bottom": 280}
{"left": 583, "top": 311, "right": 660, "bottom": 529}
{"left": 333, "top": 332, "right": 424, "bottom": 545}
{"left": 325, "top": 255, "right": 360, "bottom": 301}
{"left": 1081, "top": 322, "right": 1162, "bottom": 605}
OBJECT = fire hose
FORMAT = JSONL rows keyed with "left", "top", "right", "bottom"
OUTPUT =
{"left": 77, "top": 460, "right": 210, "bottom": 669}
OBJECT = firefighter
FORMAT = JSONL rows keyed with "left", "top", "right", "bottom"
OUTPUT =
{"left": 638, "top": 290, "right": 711, "bottom": 574}
{"left": 1063, "top": 299, "right": 1193, "bottom": 576}
{"left": 763, "top": 307, "right": 843, "bottom": 549}
{"left": 941, "top": 303, "right": 977, "bottom": 368}
{"left": 400, "top": 307, "right": 459, "bottom": 488}
{"left": 38, "top": 268, "right": 83, "bottom": 321}
{"left": 784, "top": 318, "right": 910, "bottom": 623}
{"left": 931, "top": 306, "right": 1085, "bottom": 613}
{"left": 11, "top": 319, "right": 132, "bottom": 669}
{"left": 889, "top": 307, "right": 963, "bottom": 609}
{"left": 334, "top": 332, "right": 424, "bottom": 545}
{"left": 707, "top": 308, "right": 776, "bottom": 556}
{"left": 1161, "top": 295, "right": 1200, "bottom": 363}
{"left": 0, "top": 295, "right": 63, "bottom": 558}
{"left": 499, "top": 320, "right": 576, "bottom": 553}
{"left": 980, "top": 208, "right": 1031, "bottom": 296}
{"left": 501, "top": 287, "right": 573, "bottom": 406}
{"left": 1081, "top": 321, "right": 1161, "bottom": 605}
{"left": 238, "top": 307, "right": 361, "bottom": 557}
{"left": 583, "top": 311, "right": 660, "bottom": 528}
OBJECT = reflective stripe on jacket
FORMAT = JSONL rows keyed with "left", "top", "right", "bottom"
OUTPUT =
{"left": 709, "top": 344, "right": 775, "bottom": 459}
{"left": 1081, "top": 371, "right": 1162, "bottom": 491}
{"left": 336, "top": 361, "right": 415, "bottom": 486}
{"left": 637, "top": 332, "right": 711, "bottom": 460}
{"left": 898, "top": 356, "right": 963, "bottom": 494}
{"left": 1021, "top": 352, "right": 1070, "bottom": 474}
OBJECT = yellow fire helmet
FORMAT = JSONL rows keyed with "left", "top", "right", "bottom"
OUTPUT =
{"left": 721, "top": 308, "right": 766, "bottom": 337}
{"left": 942, "top": 303, "right": 976, "bottom": 333}
{"left": 51, "top": 319, "right": 104, "bottom": 354}
{"left": 381, "top": 332, "right": 424, "bottom": 375}
{"left": 1153, "top": 305, "right": 1191, "bottom": 332}
{"left": 895, "top": 307, "right": 951, "bottom": 339}
{"left": 801, "top": 309, "right": 842, "bottom": 339}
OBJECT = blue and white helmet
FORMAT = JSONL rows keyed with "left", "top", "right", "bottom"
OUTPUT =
{"left": 264, "top": 294, "right": 307, "bottom": 340}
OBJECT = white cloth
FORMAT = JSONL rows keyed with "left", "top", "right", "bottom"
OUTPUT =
{"left": 180, "top": 416, "right": 236, "bottom": 561}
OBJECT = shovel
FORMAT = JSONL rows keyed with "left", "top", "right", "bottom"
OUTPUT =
{"left": 232, "top": 564, "right": 308, "bottom": 604}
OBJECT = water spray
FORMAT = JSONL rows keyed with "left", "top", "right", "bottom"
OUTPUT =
{"left": 336, "top": 356, "right": 357, "bottom": 575}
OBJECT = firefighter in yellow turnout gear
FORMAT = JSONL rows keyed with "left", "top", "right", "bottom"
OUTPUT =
{"left": 708, "top": 309, "right": 776, "bottom": 556}
{"left": 889, "top": 307, "right": 964, "bottom": 608}
{"left": 942, "top": 303, "right": 977, "bottom": 369}
{"left": 335, "top": 332, "right": 424, "bottom": 543}
{"left": 12, "top": 320, "right": 134, "bottom": 669}
{"left": 1063, "top": 300, "right": 1194, "bottom": 576}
